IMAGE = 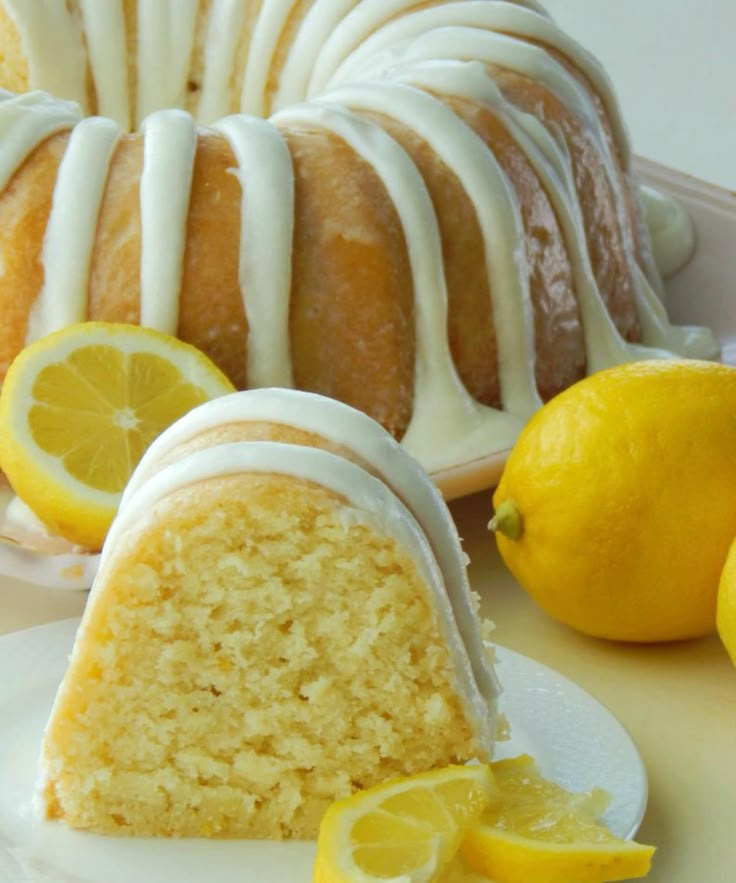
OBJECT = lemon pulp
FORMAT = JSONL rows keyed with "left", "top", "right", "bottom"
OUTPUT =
{"left": 0, "top": 322, "right": 235, "bottom": 549}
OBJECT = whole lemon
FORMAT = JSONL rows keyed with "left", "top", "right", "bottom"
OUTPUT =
{"left": 717, "top": 537, "right": 736, "bottom": 664}
{"left": 490, "top": 359, "right": 736, "bottom": 643}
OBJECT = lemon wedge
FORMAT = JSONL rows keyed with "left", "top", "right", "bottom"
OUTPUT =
{"left": 460, "top": 755, "right": 655, "bottom": 882}
{"left": 313, "top": 764, "right": 496, "bottom": 883}
{"left": 0, "top": 322, "right": 235, "bottom": 550}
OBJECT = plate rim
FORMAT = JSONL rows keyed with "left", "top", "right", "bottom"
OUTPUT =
{"left": 492, "top": 640, "right": 649, "bottom": 840}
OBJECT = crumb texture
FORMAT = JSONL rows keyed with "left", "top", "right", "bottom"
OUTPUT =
{"left": 42, "top": 474, "right": 481, "bottom": 838}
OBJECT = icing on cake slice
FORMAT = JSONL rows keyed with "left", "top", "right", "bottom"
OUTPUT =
{"left": 39, "top": 390, "right": 499, "bottom": 840}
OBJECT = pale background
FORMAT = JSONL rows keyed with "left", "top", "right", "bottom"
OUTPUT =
{"left": 544, "top": 0, "right": 736, "bottom": 191}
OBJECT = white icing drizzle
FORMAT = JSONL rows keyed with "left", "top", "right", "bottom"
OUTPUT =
{"left": 197, "top": 0, "right": 250, "bottom": 124}
{"left": 26, "top": 117, "right": 120, "bottom": 343}
{"left": 407, "top": 61, "right": 719, "bottom": 363}
{"left": 328, "top": 25, "right": 606, "bottom": 151}
{"left": 639, "top": 184, "right": 696, "bottom": 278}
{"left": 78, "top": 0, "right": 130, "bottom": 130}
{"left": 212, "top": 116, "right": 295, "bottom": 387}
{"left": 324, "top": 19, "right": 637, "bottom": 271}
{"left": 1, "top": 0, "right": 88, "bottom": 111}
{"left": 0, "top": 90, "right": 79, "bottom": 191}
{"left": 272, "top": 101, "right": 526, "bottom": 470}
{"left": 120, "top": 387, "right": 503, "bottom": 714}
{"left": 332, "top": 24, "right": 711, "bottom": 357}
{"left": 506, "top": 116, "right": 663, "bottom": 369}
{"left": 630, "top": 262, "right": 719, "bottom": 359}
{"left": 273, "top": 0, "right": 358, "bottom": 111}
{"left": 320, "top": 81, "right": 540, "bottom": 418}
{"left": 328, "top": 22, "right": 625, "bottom": 217}
{"left": 317, "top": 1, "right": 630, "bottom": 161}
{"left": 511, "top": 0, "right": 550, "bottom": 14}
{"left": 308, "top": 2, "right": 557, "bottom": 109}
{"left": 101, "top": 438, "right": 496, "bottom": 755}
{"left": 139, "top": 109, "right": 197, "bottom": 335}
{"left": 630, "top": 180, "right": 666, "bottom": 302}
{"left": 241, "top": 0, "right": 299, "bottom": 117}
{"left": 394, "top": 61, "right": 655, "bottom": 370}
{"left": 135, "top": 0, "right": 199, "bottom": 127}
{"left": 308, "top": 0, "right": 430, "bottom": 99}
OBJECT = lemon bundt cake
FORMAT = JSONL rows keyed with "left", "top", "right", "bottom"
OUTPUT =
{"left": 40, "top": 389, "right": 500, "bottom": 839}
{"left": 0, "top": 0, "right": 717, "bottom": 474}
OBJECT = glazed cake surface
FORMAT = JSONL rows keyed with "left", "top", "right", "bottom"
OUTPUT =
{"left": 0, "top": 0, "right": 718, "bottom": 475}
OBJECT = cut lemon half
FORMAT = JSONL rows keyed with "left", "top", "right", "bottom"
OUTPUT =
{"left": 0, "top": 323, "right": 235, "bottom": 550}
{"left": 313, "top": 764, "right": 496, "bottom": 883}
{"left": 460, "top": 755, "right": 655, "bottom": 883}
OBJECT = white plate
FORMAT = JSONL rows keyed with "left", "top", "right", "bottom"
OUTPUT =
{"left": 0, "top": 618, "right": 648, "bottom": 883}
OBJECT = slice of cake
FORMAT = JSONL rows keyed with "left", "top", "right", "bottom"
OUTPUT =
{"left": 39, "top": 389, "right": 499, "bottom": 839}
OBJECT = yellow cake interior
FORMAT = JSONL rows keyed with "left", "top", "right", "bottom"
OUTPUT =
{"left": 42, "top": 472, "right": 483, "bottom": 839}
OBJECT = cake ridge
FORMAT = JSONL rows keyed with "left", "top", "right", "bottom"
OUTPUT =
{"left": 212, "top": 113, "right": 295, "bottom": 388}
{"left": 26, "top": 116, "right": 120, "bottom": 339}
{"left": 139, "top": 109, "right": 197, "bottom": 335}
{"left": 388, "top": 63, "right": 679, "bottom": 368}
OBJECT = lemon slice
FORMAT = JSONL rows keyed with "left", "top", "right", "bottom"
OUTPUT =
{"left": 0, "top": 322, "right": 235, "bottom": 550}
{"left": 313, "top": 764, "right": 496, "bottom": 883}
{"left": 460, "top": 755, "right": 655, "bottom": 883}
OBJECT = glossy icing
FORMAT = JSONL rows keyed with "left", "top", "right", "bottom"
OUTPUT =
{"left": 26, "top": 116, "right": 121, "bottom": 342}
{"left": 138, "top": 109, "right": 197, "bottom": 335}
{"left": 0, "top": 90, "right": 79, "bottom": 190}
{"left": 639, "top": 183, "right": 697, "bottom": 278}
{"left": 77, "top": 0, "right": 130, "bottom": 130}
{"left": 135, "top": 0, "right": 200, "bottom": 127}
{"left": 212, "top": 115, "right": 296, "bottom": 387}
{"left": 273, "top": 99, "right": 529, "bottom": 471}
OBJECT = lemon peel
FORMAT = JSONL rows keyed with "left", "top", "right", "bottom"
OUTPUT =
{"left": 717, "top": 535, "right": 736, "bottom": 665}
{"left": 491, "top": 359, "right": 736, "bottom": 642}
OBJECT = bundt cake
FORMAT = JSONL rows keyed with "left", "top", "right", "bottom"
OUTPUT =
{"left": 39, "top": 388, "right": 500, "bottom": 839}
{"left": 0, "top": 0, "right": 718, "bottom": 474}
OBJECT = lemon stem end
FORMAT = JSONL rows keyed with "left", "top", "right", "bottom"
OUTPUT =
{"left": 489, "top": 499, "right": 524, "bottom": 541}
